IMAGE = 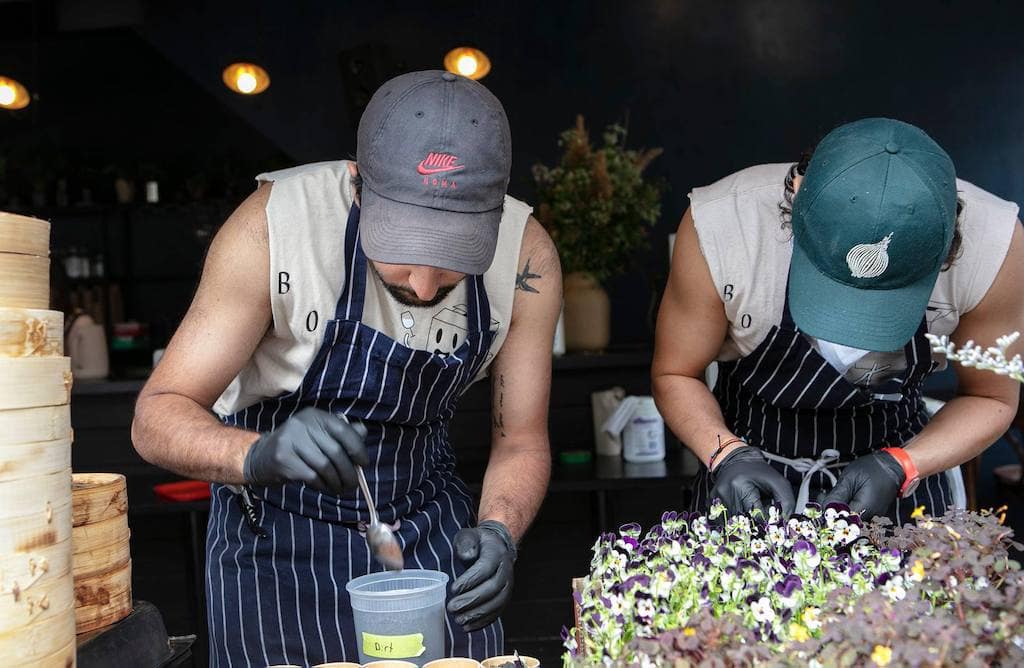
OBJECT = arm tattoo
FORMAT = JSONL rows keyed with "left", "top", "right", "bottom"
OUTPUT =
{"left": 492, "top": 373, "right": 507, "bottom": 437}
{"left": 515, "top": 257, "right": 541, "bottom": 294}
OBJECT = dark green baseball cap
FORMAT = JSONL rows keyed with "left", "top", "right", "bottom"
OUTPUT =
{"left": 788, "top": 118, "right": 957, "bottom": 351}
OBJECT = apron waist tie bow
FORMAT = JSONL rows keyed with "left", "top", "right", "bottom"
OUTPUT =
{"left": 761, "top": 448, "right": 846, "bottom": 511}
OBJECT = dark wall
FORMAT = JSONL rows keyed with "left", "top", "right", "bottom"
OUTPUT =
{"left": 5, "top": 0, "right": 1024, "bottom": 344}
{"left": 133, "top": 0, "right": 1024, "bottom": 344}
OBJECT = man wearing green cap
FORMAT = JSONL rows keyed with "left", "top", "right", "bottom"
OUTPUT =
{"left": 653, "top": 117, "right": 1023, "bottom": 523}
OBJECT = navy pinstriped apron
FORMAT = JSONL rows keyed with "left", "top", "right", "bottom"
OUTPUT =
{"left": 691, "top": 279, "right": 950, "bottom": 526}
{"left": 205, "top": 205, "right": 503, "bottom": 667}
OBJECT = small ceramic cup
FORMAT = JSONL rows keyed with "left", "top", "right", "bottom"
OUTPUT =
{"left": 481, "top": 656, "right": 541, "bottom": 668}
{"left": 423, "top": 659, "right": 484, "bottom": 668}
{"left": 312, "top": 663, "right": 361, "bottom": 668}
{"left": 362, "top": 662, "right": 419, "bottom": 668}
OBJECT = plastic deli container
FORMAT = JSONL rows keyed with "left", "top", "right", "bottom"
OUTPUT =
{"left": 346, "top": 569, "right": 450, "bottom": 666}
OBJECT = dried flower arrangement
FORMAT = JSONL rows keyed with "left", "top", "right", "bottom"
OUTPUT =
{"left": 925, "top": 331, "right": 1024, "bottom": 382}
{"left": 532, "top": 116, "right": 663, "bottom": 283}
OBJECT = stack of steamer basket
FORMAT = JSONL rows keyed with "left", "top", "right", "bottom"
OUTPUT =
{"left": 70, "top": 473, "right": 131, "bottom": 634}
{"left": 0, "top": 211, "right": 77, "bottom": 667}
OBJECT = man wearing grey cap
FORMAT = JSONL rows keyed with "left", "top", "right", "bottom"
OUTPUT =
{"left": 132, "top": 71, "right": 560, "bottom": 664}
{"left": 653, "top": 118, "right": 1023, "bottom": 524}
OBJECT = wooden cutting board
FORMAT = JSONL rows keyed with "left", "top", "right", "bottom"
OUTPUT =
{"left": 0, "top": 308, "right": 63, "bottom": 358}
{"left": 0, "top": 357, "right": 72, "bottom": 410}
{"left": 0, "top": 405, "right": 72, "bottom": 447}
{"left": 0, "top": 212, "right": 49, "bottom": 258}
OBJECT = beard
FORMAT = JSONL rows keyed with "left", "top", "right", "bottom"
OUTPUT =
{"left": 370, "top": 263, "right": 461, "bottom": 308}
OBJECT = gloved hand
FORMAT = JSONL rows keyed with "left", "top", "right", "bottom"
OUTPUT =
{"left": 242, "top": 407, "right": 369, "bottom": 494}
{"left": 447, "top": 520, "right": 516, "bottom": 631}
{"left": 711, "top": 446, "right": 796, "bottom": 518}
{"left": 820, "top": 451, "right": 904, "bottom": 520}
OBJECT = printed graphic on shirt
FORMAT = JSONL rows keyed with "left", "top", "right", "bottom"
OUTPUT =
{"left": 401, "top": 311, "right": 415, "bottom": 347}
{"left": 926, "top": 300, "right": 955, "bottom": 327}
{"left": 847, "top": 351, "right": 906, "bottom": 388}
{"left": 428, "top": 305, "right": 501, "bottom": 356}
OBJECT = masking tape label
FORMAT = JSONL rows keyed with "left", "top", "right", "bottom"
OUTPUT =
{"left": 362, "top": 631, "right": 426, "bottom": 658}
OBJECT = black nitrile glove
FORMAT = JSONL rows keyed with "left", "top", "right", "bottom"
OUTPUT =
{"left": 711, "top": 446, "right": 796, "bottom": 518}
{"left": 820, "top": 451, "right": 904, "bottom": 520}
{"left": 447, "top": 519, "right": 516, "bottom": 631}
{"left": 242, "top": 407, "right": 368, "bottom": 495}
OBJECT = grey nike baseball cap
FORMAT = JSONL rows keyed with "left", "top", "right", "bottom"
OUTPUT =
{"left": 356, "top": 70, "right": 512, "bottom": 275}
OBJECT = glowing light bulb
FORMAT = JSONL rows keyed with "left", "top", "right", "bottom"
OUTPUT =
{"left": 222, "top": 63, "right": 269, "bottom": 95}
{"left": 236, "top": 71, "right": 258, "bottom": 94}
{"left": 456, "top": 54, "right": 478, "bottom": 77}
{"left": 444, "top": 47, "right": 490, "bottom": 80}
{"left": 0, "top": 84, "right": 15, "bottom": 107}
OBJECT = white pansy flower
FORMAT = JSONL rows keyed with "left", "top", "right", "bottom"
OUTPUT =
{"left": 882, "top": 575, "right": 907, "bottom": 602}
{"left": 751, "top": 596, "right": 776, "bottom": 623}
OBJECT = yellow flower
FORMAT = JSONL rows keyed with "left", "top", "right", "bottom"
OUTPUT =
{"left": 802, "top": 607, "right": 823, "bottom": 630}
{"left": 683, "top": 627, "right": 696, "bottom": 637}
{"left": 910, "top": 505, "right": 926, "bottom": 519}
{"left": 872, "top": 645, "right": 893, "bottom": 666}
{"left": 789, "top": 623, "right": 810, "bottom": 643}
{"left": 910, "top": 560, "right": 926, "bottom": 582}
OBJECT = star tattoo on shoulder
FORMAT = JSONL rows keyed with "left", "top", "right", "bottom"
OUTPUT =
{"left": 515, "top": 257, "right": 541, "bottom": 294}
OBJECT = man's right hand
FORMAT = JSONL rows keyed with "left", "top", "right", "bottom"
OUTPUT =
{"left": 710, "top": 446, "right": 796, "bottom": 518}
{"left": 242, "top": 407, "right": 369, "bottom": 494}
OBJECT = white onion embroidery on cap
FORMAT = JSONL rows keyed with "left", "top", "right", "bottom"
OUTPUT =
{"left": 846, "top": 233, "right": 893, "bottom": 279}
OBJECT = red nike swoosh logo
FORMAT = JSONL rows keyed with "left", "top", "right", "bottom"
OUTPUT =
{"left": 416, "top": 162, "right": 466, "bottom": 175}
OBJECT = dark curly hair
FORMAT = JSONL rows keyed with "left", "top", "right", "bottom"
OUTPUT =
{"left": 778, "top": 149, "right": 964, "bottom": 270}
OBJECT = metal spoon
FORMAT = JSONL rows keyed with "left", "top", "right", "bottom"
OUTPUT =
{"left": 341, "top": 415, "right": 404, "bottom": 571}
{"left": 355, "top": 465, "right": 404, "bottom": 570}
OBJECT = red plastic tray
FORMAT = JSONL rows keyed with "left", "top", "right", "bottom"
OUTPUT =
{"left": 153, "top": 480, "right": 211, "bottom": 502}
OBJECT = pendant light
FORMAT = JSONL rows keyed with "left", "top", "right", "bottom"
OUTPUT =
{"left": 222, "top": 62, "right": 270, "bottom": 95}
{"left": 443, "top": 47, "right": 491, "bottom": 81}
{"left": 0, "top": 77, "right": 30, "bottom": 110}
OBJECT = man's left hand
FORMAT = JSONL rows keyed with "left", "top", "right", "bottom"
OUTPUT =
{"left": 820, "top": 451, "right": 905, "bottom": 519}
{"left": 447, "top": 520, "right": 516, "bottom": 631}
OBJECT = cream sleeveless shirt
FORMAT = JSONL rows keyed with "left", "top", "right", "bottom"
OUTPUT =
{"left": 690, "top": 163, "right": 1019, "bottom": 388}
{"left": 214, "top": 160, "right": 531, "bottom": 415}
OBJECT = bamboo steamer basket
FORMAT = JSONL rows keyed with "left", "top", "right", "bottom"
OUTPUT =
{"left": 0, "top": 538, "right": 73, "bottom": 593}
{"left": 74, "top": 559, "right": 131, "bottom": 634}
{"left": 0, "top": 357, "right": 72, "bottom": 410}
{"left": 0, "top": 405, "right": 71, "bottom": 447}
{"left": 0, "top": 212, "right": 49, "bottom": 258}
{"left": 0, "top": 565, "right": 74, "bottom": 634}
{"left": 0, "top": 308, "right": 63, "bottom": 357}
{"left": 0, "top": 603, "right": 75, "bottom": 665}
{"left": 72, "top": 535, "right": 129, "bottom": 580}
{"left": 71, "top": 474, "right": 127, "bottom": 528}
{"left": 71, "top": 514, "right": 129, "bottom": 569}
{"left": 0, "top": 253, "right": 49, "bottom": 310}
{"left": 27, "top": 637, "right": 75, "bottom": 668}
{"left": 0, "top": 437, "right": 72, "bottom": 483}
{"left": 0, "top": 469, "right": 72, "bottom": 523}
{"left": 0, "top": 499, "right": 72, "bottom": 555}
